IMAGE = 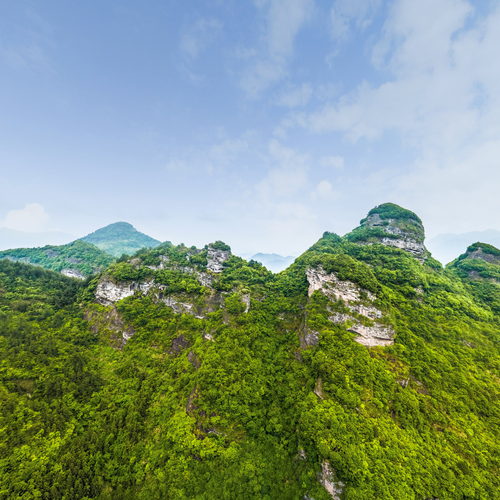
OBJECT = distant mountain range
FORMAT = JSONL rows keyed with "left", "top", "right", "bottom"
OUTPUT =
{"left": 0, "top": 222, "right": 161, "bottom": 278}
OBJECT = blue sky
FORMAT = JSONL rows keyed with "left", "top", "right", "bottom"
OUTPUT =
{"left": 1, "top": 0, "right": 499, "bottom": 257}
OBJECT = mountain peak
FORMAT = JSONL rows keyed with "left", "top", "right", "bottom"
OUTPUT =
{"left": 460, "top": 242, "right": 500, "bottom": 265}
{"left": 346, "top": 202, "right": 427, "bottom": 258}
{"left": 103, "top": 221, "right": 135, "bottom": 230}
{"left": 364, "top": 203, "right": 422, "bottom": 224}
{"left": 80, "top": 221, "right": 160, "bottom": 257}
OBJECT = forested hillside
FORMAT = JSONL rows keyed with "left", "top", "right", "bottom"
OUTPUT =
{"left": 0, "top": 240, "right": 114, "bottom": 278}
{"left": 0, "top": 204, "right": 498, "bottom": 499}
{"left": 80, "top": 221, "right": 160, "bottom": 257}
{"left": 0, "top": 221, "right": 160, "bottom": 279}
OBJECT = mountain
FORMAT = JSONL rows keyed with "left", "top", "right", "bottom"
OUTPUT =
{"left": 0, "top": 203, "right": 498, "bottom": 499}
{"left": 0, "top": 221, "right": 161, "bottom": 278}
{"left": 80, "top": 221, "right": 160, "bottom": 257}
{"left": 0, "top": 240, "right": 114, "bottom": 278}
{"left": 428, "top": 229, "right": 500, "bottom": 264}
{"left": 448, "top": 241, "right": 500, "bottom": 312}
{"left": 250, "top": 252, "right": 295, "bottom": 272}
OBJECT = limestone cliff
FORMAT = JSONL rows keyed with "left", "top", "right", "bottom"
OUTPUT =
{"left": 306, "top": 266, "right": 395, "bottom": 347}
{"left": 346, "top": 203, "right": 427, "bottom": 258}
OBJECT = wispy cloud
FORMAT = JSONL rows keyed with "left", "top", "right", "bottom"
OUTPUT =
{"left": 1, "top": 203, "right": 50, "bottom": 232}
{"left": 241, "top": 0, "right": 314, "bottom": 96}
{"left": 179, "top": 17, "right": 222, "bottom": 60}
{"left": 330, "top": 0, "right": 382, "bottom": 41}
{"left": 277, "top": 83, "right": 312, "bottom": 107}
{"left": 287, "top": 0, "right": 500, "bottom": 233}
{"left": 0, "top": 7, "right": 53, "bottom": 72}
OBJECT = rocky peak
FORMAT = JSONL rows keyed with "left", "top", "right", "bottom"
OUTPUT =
{"left": 206, "top": 241, "right": 231, "bottom": 273}
{"left": 347, "top": 203, "right": 427, "bottom": 258}
{"left": 460, "top": 242, "right": 500, "bottom": 265}
{"left": 449, "top": 242, "right": 500, "bottom": 284}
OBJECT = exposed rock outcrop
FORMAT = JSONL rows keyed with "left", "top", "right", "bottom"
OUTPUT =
{"left": 95, "top": 269, "right": 224, "bottom": 319}
{"left": 457, "top": 242, "right": 500, "bottom": 267}
{"left": 207, "top": 245, "right": 230, "bottom": 273}
{"left": 146, "top": 255, "right": 170, "bottom": 270}
{"left": 306, "top": 267, "right": 395, "bottom": 347}
{"left": 61, "top": 268, "right": 85, "bottom": 280}
{"left": 320, "top": 461, "right": 344, "bottom": 499}
{"left": 300, "top": 329, "right": 319, "bottom": 348}
{"left": 84, "top": 306, "right": 135, "bottom": 348}
{"left": 95, "top": 278, "right": 154, "bottom": 306}
{"left": 347, "top": 203, "right": 427, "bottom": 259}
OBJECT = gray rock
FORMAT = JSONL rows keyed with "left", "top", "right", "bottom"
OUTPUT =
{"left": 207, "top": 246, "right": 230, "bottom": 273}
{"left": 306, "top": 267, "right": 395, "bottom": 347}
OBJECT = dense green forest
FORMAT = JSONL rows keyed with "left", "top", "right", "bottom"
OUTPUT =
{"left": 0, "top": 221, "right": 161, "bottom": 278}
{"left": 0, "top": 204, "right": 498, "bottom": 499}
{"left": 0, "top": 240, "right": 114, "bottom": 278}
{"left": 80, "top": 221, "right": 160, "bottom": 257}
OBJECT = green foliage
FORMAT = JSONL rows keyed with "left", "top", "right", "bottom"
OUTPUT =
{"left": 448, "top": 242, "right": 500, "bottom": 313}
{"left": 363, "top": 202, "right": 423, "bottom": 223}
{"left": 0, "top": 260, "right": 82, "bottom": 318}
{"left": 80, "top": 221, "right": 161, "bottom": 257}
{"left": 106, "top": 261, "right": 153, "bottom": 282}
{"left": 208, "top": 240, "right": 231, "bottom": 252}
{"left": 0, "top": 240, "right": 114, "bottom": 277}
{"left": 0, "top": 231, "right": 499, "bottom": 499}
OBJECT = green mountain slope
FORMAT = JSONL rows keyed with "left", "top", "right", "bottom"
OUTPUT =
{"left": 0, "top": 222, "right": 161, "bottom": 278}
{"left": 448, "top": 241, "right": 500, "bottom": 313}
{"left": 0, "top": 204, "right": 498, "bottom": 499}
{"left": 0, "top": 240, "right": 114, "bottom": 278}
{"left": 80, "top": 221, "right": 160, "bottom": 257}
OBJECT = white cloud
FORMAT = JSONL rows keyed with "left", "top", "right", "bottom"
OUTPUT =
{"left": 180, "top": 18, "right": 222, "bottom": 60}
{"left": 291, "top": 0, "right": 500, "bottom": 234}
{"left": 257, "top": 140, "right": 309, "bottom": 198}
{"left": 241, "top": 0, "right": 314, "bottom": 96}
{"left": 277, "top": 83, "right": 312, "bottom": 107}
{"left": 320, "top": 155, "right": 344, "bottom": 169}
{"left": 313, "top": 180, "right": 335, "bottom": 199}
{"left": 1, "top": 203, "right": 50, "bottom": 233}
{"left": 330, "top": 0, "right": 382, "bottom": 41}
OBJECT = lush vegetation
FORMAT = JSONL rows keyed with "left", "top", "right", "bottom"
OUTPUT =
{"left": 0, "top": 208, "right": 498, "bottom": 499}
{"left": 0, "top": 240, "right": 114, "bottom": 277}
{"left": 448, "top": 242, "right": 500, "bottom": 314}
{"left": 363, "top": 202, "right": 423, "bottom": 224}
{"left": 80, "top": 221, "right": 160, "bottom": 257}
{"left": 349, "top": 202, "right": 425, "bottom": 245}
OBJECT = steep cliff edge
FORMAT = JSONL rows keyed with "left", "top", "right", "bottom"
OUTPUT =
{"left": 346, "top": 203, "right": 427, "bottom": 258}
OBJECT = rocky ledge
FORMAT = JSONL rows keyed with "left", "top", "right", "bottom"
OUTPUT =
{"left": 306, "top": 267, "right": 395, "bottom": 347}
{"left": 347, "top": 203, "right": 427, "bottom": 258}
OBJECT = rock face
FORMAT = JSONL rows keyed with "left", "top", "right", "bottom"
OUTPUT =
{"left": 61, "top": 268, "right": 85, "bottom": 280}
{"left": 84, "top": 306, "right": 136, "bottom": 348}
{"left": 348, "top": 203, "right": 427, "bottom": 258}
{"left": 461, "top": 242, "right": 500, "bottom": 266}
{"left": 206, "top": 246, "right": 231, "bottom": 273}
{"left": 95, "top": 279, "right": 154, "bottom": 306}
{"left": 95, "top": 266, "right": 225, "bottom": 319}
{"left": 306, "top": 267, "right": 395, "bottom": 347}
{"left": 146, "top": 255, "right": 169, "bottom": 270}
{"left": 320, "top": 461, "right": 344, "bottom": 499}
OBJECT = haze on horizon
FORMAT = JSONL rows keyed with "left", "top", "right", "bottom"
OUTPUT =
{"left": 1, "top": 0, "right": 499, "bottom": 259}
